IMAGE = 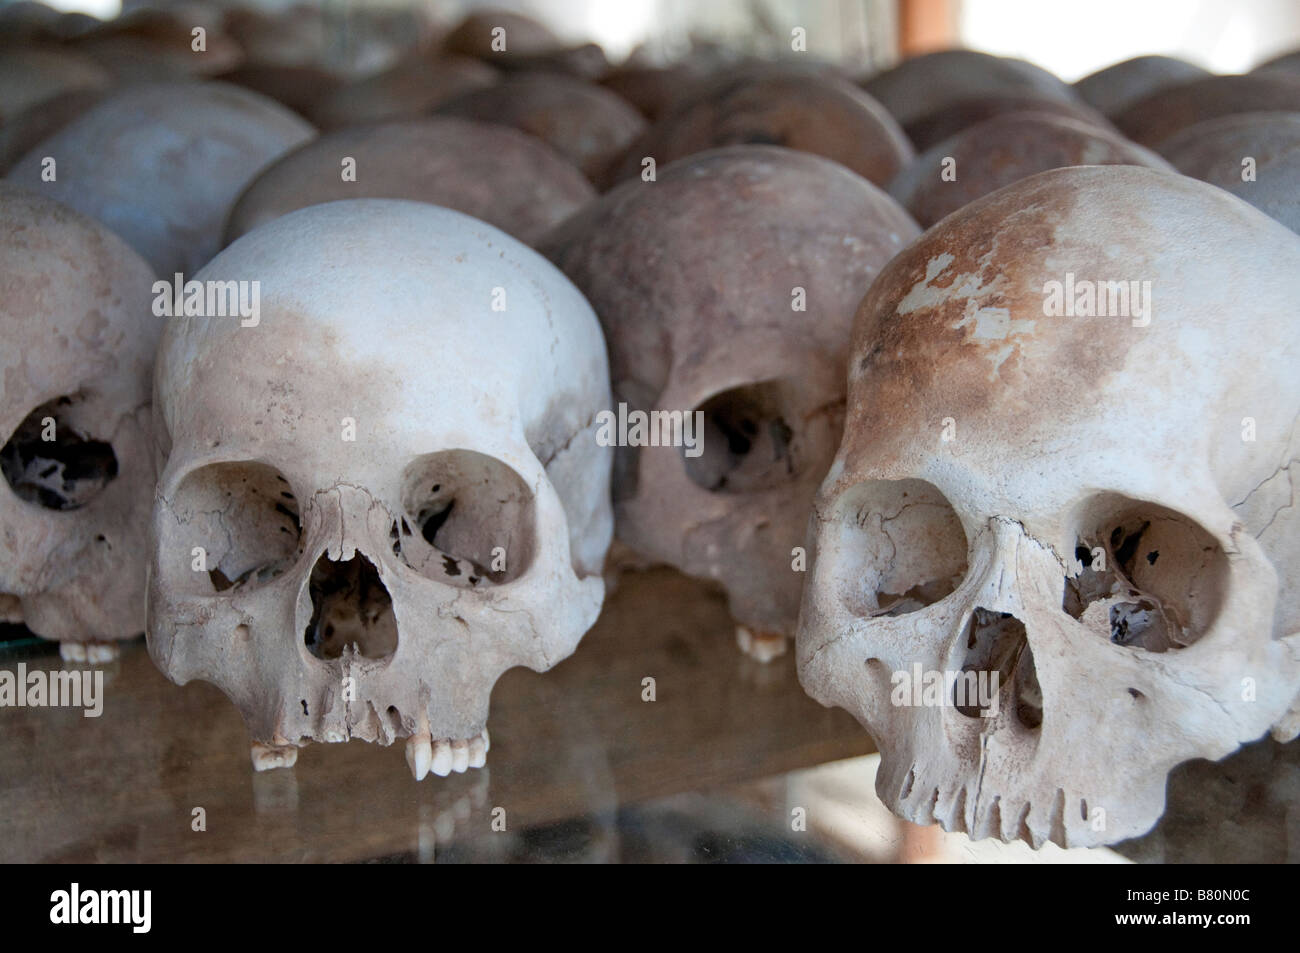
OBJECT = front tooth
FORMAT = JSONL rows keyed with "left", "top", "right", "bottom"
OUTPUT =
{"left": 406, "top": 734, "right": 432, "bottom": 781}
{"left": 251, "top": 742, "right": 298, "bottom": 771}
{"left": 86, "top": 642, "right": 119, "bottom": 664}
{"left": 431, "top": 740, "right": 453, "bottom": 777}
{"left": 481, "top": 728, "right": 490, "bottom": 753}
{"left": 60, "top": 642, "right": 86, "bottom": 663}
{"left": 468, "top": 734, "right": 487, "bottom": 768}
{"left": 451, "top": 739, "right": 469, "bottom": 773}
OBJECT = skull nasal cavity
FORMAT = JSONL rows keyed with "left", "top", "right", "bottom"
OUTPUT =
{"left": 304, "top": 552, "right": 398, "bottom": 661}
{"left": 955, "top": 608, "right": 1041, "bottom": 731}
{"left": 1, "top": 395, "right": 118, "bottom": 510}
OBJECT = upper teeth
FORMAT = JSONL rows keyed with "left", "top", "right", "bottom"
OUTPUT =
{"left": 405, "top": 728, "right": 490, "bottom": 780}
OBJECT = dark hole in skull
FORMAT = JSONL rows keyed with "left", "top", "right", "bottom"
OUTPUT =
{"left": 1, "top": 395, "right": 118, "bottom": 510}
{"left": 303, "top": 551, "right": 397, "bottom": 660}
{"left": 398, "top": 450, "right": 534, "bottom": 587}
{"left": 611, "top": 442, "right": 639, "bottom": 503}
{"left": 954, "top": 608, "right": 1041, "bottom": 730}
{"left": 833, "top": 479, "right": 969, "bottom": 617}
{"left": 168, "top": 462, "right": 301, "bottom": 595}
{"left": 1062, "top": 495, "right": 1226, "bottom": 652}
{"left": 684, "top": 381, "right": 820, "bottom": 494}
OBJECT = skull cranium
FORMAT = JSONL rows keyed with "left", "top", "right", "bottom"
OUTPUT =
{"left": 0, "top": 185, "right": 159, "bottom": 661}
{"left": 148, "top": 199, "right": 612, "bottom": 777}
{"left": 797, "top": 166, "right": 1300, "bottom": 847}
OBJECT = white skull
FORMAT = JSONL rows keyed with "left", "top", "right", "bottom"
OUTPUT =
{"left": 0, "top": 185, "right": 159, "bottom": 661}
{"left": 797, "top": 166, "right": 1300, "bottom": 848}
{"left": 541, "top": 146, "right": 919, "bottom": 661}
{"left": 148, "top": 199, "right": 612, "bottom": 778}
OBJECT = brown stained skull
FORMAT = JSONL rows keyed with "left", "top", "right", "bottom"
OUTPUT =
{"left": 305, "top": 56, "right": 498, "bottom": 129}
{"left": 888, "top": 112, "right": 1172, "bottom": 228}
{"left": 1114, "top": 72, "right": 1300, "bottom": 148}
{"left": 0, "top": 185, "right": 159, "bottom": 661}
{"left": 443, "top": 8, "right": 611, "bottom": 84}
{"left": 902, "top": 93, "right": 1114, "bottom": 152}
{"left": 68, "top": 9, "right": 243, "bottom": 81}
{"left": 608, "top": 67, "right": 914, "bottom": 189}
{"left": 432, "top": 72, "right": 646, "bottom": 185}
{"left": 1073, "top": 55, "right": 1211, "bottom": 118}
{"left": 217, "top": 65, "right": 343, "bottom": 119}
{"left": 441, "top": 10, "right": 561, "bottom": 63}
{"left": 225, "top": 117, "right": 594, "bottom": 247}
{"left": 797, "top": 165, "right": 1300, "bottom": 847}
{"left": 541, "top": 146, "right": 920, "bottom": 660}
{"left": 862, "top": 49, "right": 1078, "bottom": 128}
{"left": 599, "top": 62, "right": 713, "bottom": 122}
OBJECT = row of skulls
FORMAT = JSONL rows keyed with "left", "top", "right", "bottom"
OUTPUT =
{"left": 2, "top": 5, "right": 1300, "bottom": 849}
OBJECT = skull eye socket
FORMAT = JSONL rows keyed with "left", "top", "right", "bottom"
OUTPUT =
{"left": 829, "top": 479, "right": 969, "bottom": 617}
{"left": 396, "top": 450, "right": 534, "bottom": 587}
{"left": 1, "top": 395, "right": 119, "bottom": 511}
{"left": 684, "top": 381, "right": 839, "bottom": 494}
{"left": 1063, "top": 495, "right": 1228, "bottom": 652}
{"left": 168, "top": 462, "right": 302, "bottom": 595}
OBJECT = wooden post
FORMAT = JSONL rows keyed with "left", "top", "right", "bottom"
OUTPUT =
{"left": 898, "top": 0, "right": 959, "bottom": 56}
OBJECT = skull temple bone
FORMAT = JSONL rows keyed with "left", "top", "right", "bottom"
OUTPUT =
{"left": 148, "top": 199, "right": 613, "bottom": 777}
{"left": 797, "top": 165, "right": 1300, "bottom": 848}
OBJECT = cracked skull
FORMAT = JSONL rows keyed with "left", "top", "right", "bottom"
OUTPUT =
{"left": 797, "top": 165, "right": 1300, "bottom": 848}
{"left": 148, "top": 199, "right": 612, "bottom": 778}
{"left": 0, "top": 185, "right": 158, "bottom": 662}
{"left": 541, "top": 146, "right": 919, "bottom": 660}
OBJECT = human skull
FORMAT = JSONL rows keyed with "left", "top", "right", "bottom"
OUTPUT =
{"left": 541, "top": 146, "right": 919, "bottom": 661}
{"left": 901, "top": 93, "right": 1113, "bottom": 152}
{"left": 1157, "top": 112, "right": 1300, "bottom": 235}
{"left": 609, "top": 66, "right": 914, "bottom": 188}
{"left": 0, "top": 46, "right": 109, "bottom": 119}
{"left": 0, "top": 185, "right": 158, "bottom": 661}
{"left": 862, "top": 49, "right": 1077, "bottom": 129}
{"left": 149, "top": 199, "right": 612, "bottom": 778}
{"left": 888, "top": 112, "right": 1171, "bottom": 228}
{"left": 305, "top": 57, "right": 497, "bottom": 129}
{"left": 1114, "top": 73, "right": 1300, "bottom": 148}
{"left": 5, "top": 81, "right": 314, "bottom": 276}
{"left": 797, "top": 165, "right": 1300, "bottom": 847}
{"left": 219, "top": 65, "right": 342, "bottom": 119}
{"left": 225, "top": 117, "right": 593, "bottom": 247}
{"left": 67, "top": 9, "right": 243, "bottom": 81}
{"left": 1073, "top": 55, "right": 1210, "bottom": 118}
{"left": 432, "top": 73, "right": 646, "bottom": 185}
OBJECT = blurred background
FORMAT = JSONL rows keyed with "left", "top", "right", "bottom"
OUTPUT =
{"left": 13, "top": 0, "right": 1300, "bottom": 78}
